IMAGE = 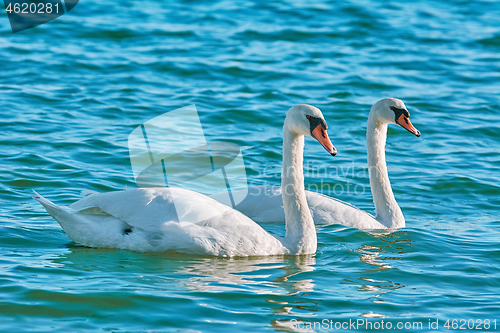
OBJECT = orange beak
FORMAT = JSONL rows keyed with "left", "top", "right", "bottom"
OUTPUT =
{"left": 312, "top": 125, "right": 337, "bottom": 156}
{"left": 396, "top": 114, "right": 421, "bottom": 137}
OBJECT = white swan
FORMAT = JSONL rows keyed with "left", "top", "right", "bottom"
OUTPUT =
{"left": 32, "top": 104, "right": 336, "bottom": 256}
{"left": 211, "top": 98, "right": 420, "bottom": 229}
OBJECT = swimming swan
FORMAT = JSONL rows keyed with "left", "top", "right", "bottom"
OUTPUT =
{"left": 32, "top": 104, "right": 336, "bottom": 256}
{"left": 212, "top": 98, "right": 420, "bottom": 229}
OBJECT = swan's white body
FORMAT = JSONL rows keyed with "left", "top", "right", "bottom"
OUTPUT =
{"left": 33, "top": 104, "right": 335, "bottom": 256}
{"left": 33, "top": 188, "right": 287, "bottom": 256}
{"left": 211, "top": 185, "right": 383, "bottom": 229}
{"left": 213, "top": 98, "right": 420, "bottom": 230}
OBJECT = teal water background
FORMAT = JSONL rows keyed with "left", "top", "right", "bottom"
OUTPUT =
{"left": 1, "top": 0, "right": 500, "bottom": 331}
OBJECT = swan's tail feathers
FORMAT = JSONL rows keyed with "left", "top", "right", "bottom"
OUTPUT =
{"left": 32, "top": 190, "right": 73, "bottom": 222}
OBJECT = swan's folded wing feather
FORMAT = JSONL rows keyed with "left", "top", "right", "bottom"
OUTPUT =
{"left": 68, "top": 187, "right": 276, "bottom": 233}
{"left": 69, "top": 188, "right": 195, "bottom": 231}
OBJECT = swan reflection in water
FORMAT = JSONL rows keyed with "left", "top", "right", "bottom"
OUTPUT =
{"left": 172, "top": 255, "right": 316, "bottom": 295}
{"left": 47, "top": 247, "right": 318, "bottom": 330}
{"left": 171, "top": 254, "right": 320, "bottom": 330}
{"left": 49, "top": 247, "right": 316, "bottom": 293}
{"left": 359, "top": 229, "right": 412, "bottom": 271}
{"left": 45, "top": 229, "right": 413, "bottom": 331}
{"left": 341, "top": 230, "right": 412, "bottom": 319}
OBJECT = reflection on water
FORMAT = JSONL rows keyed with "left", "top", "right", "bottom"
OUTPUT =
{"left": 341, "top": 230, "right": 413, "bottom": 319}
{"left": 46, "top": 246, "right": 319, "bottom": 331}
{"left": 40, "top": 230, "right": 416, "bottom": 331}
{"left": 50, "top": 247, "right": 316, "bottom": 294}
{"left": 358, "top": 230, "right": 412, "bottom": 272}
{"left": 359, "top": 244, "right": 393, "bottom": 270}
{"left": 174, "top": 255, "right": 316, "bottom": 295}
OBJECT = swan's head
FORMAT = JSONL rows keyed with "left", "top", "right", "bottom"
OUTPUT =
{"left": 371, "top": 98, "right": 421, "bottom": 137}
{"left": 284, "top": 104, "right": 337, "bottom": 156}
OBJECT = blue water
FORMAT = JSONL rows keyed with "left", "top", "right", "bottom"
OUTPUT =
{"left": 1, "top": 0, "right": 500, "bottom": 331}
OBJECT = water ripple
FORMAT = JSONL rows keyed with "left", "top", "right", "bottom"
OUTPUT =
{"left": 1, "top": 0, "right": 499, "bottom": 331}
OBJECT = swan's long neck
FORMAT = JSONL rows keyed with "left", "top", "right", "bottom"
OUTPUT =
{"left": 281, "top": 127, "right": 317, "bottom": 254}
{"left": 366, "top": 113, "right": 405, "bottom": 228}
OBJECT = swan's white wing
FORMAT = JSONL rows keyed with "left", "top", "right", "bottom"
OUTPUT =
{"left": 70, "top": 188, "right": 232, "bottom": 231}
{"left": 35, "top": 188, "right": 287, "bottom": 256}
{"left": 214, "top": 185, "right": 386, "bottom": 229}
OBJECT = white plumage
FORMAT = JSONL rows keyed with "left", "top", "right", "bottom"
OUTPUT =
{"left": 33, "top": 104, "right": 336, "bottom": 256}
{"left": 213, "top": 98, "right": 421, "bottom": 229}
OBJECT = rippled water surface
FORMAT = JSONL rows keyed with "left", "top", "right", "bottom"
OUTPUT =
{"left": 1, "top": 0, "right": 500, "bottom": 331}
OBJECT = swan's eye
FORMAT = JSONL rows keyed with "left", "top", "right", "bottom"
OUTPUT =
{"left": 307, "top": 115, "right": 328, "bottom": 135}
{"left": 390, "top": 106, "right": 410, "bottom": 118}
